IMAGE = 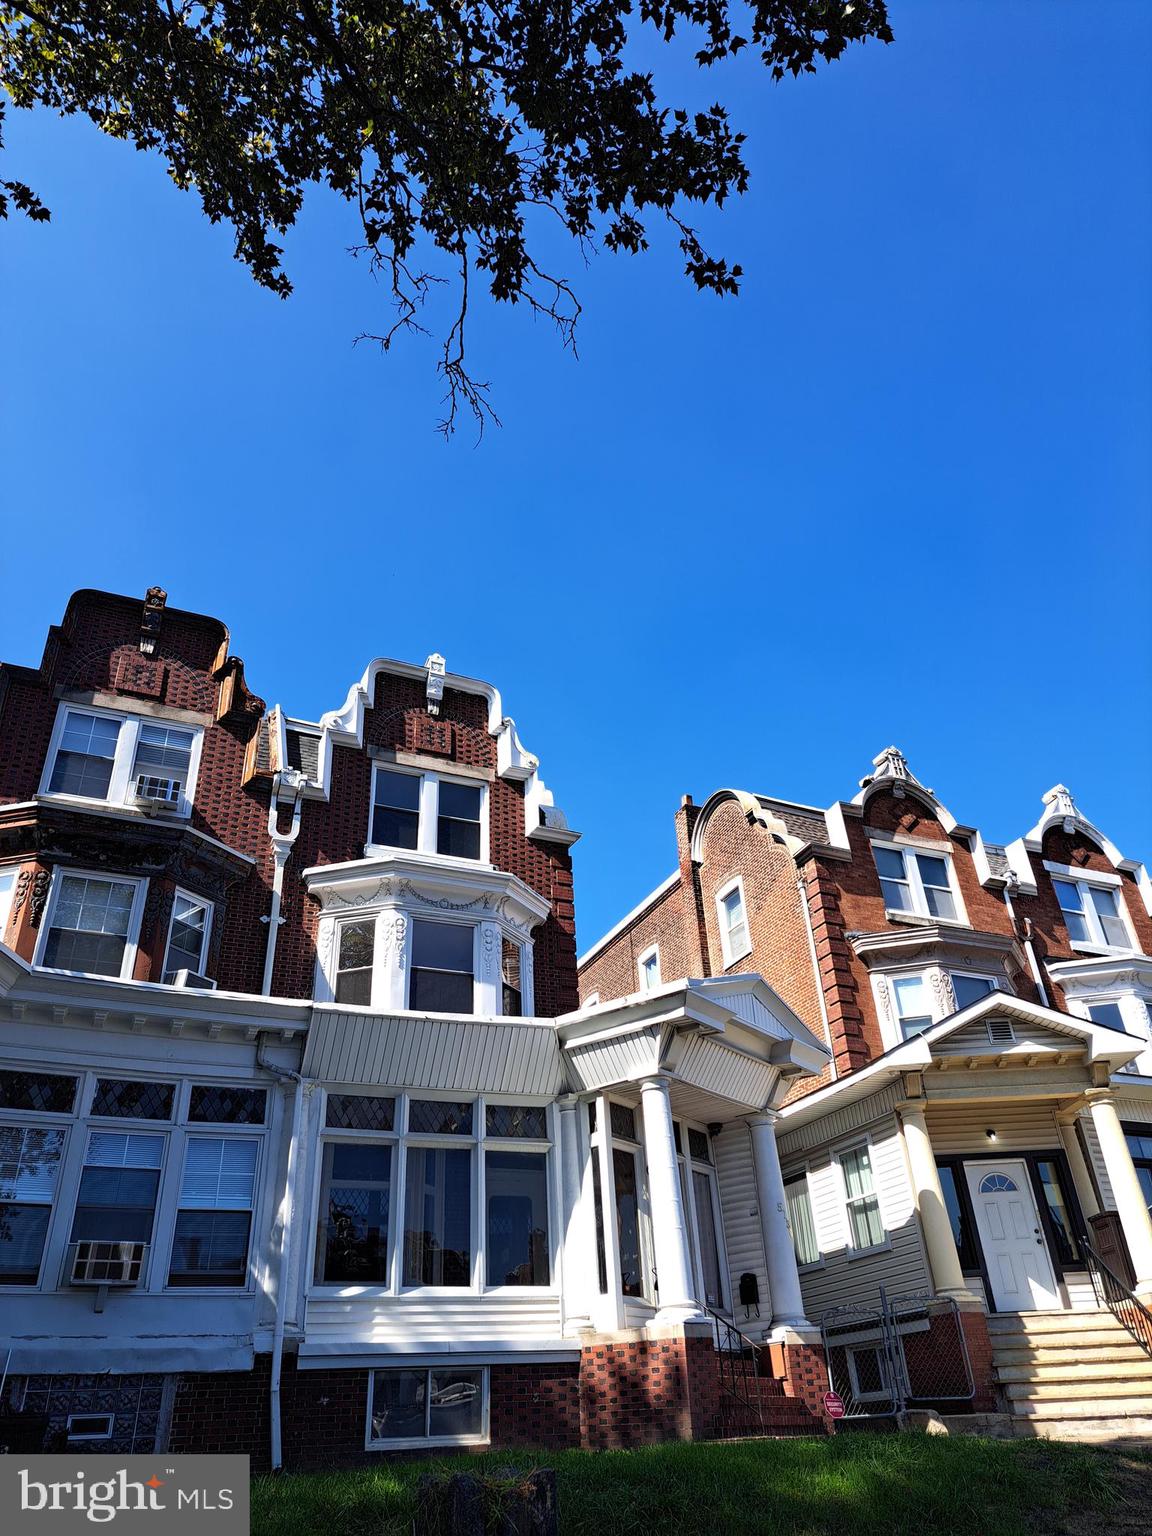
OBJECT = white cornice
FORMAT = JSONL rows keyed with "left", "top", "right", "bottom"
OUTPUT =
{"left": 302, "top": 852, "right": 553, "bottom": 928}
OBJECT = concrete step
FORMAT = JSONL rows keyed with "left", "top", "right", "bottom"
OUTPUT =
{"left": 1005, "top": 1375, "right": 1152, "bottom": 1402}
{"left": 1009, "top": 1393, "right": 1152, "bottom": 1417}
{"left": 987, "top": 1310, "right": 1117, "bottom": 1335}
{"left": 993, "top": 1344, "right": 1147, "bottom": 1367}
{"left": 989, "top": 1326, "right": 1130, "bottom": 1351}
{"left": 996, "top": 1358, "right": 1152, "bottom": 1385}
{"left": 1014, "top": 1416, "right": 1152, "bottom": 1442}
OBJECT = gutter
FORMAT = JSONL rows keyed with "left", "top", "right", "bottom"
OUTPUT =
{"left": 257, "top": 1034, "right": 307, "bottom": 1473}
{"left": 261, "top": 772, "right": 306, "bottom": 996}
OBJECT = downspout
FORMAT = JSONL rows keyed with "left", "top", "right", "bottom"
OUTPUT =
{"left": 796, "top": 874, "right": 837, "bottom": 1079}
{"left": 261, "top": 771, "right": 305, "bottom": 997}
{"left": 257, "top": 1034, "right": 306, "bottom": 1473}
{"left": 1003, "top": 872, "right": 1052, "bottom": 1007}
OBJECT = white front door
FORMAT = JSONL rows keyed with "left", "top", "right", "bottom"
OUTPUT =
{"left": 964, "top": 1159, "right": 1061, "bottom": 1312}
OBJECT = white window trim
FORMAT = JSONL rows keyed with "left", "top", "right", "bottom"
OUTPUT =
{"left": 675, "top": 1118, "right": 731, "bottom": 1311}
{"left": 39, "top": 702, "right": 203, "bottom": 820}
{"left": 589, "top": 1093, "right": 656, "bottom": 1309}
{"left": 872, "top": 837, "right": 968, "bottom": 926}
{"left": 367, "top": 763, "right": 491, "bottom": 866}
{"left": 584, "top": 991, "right": 600, "bottom": 1007}
{"left": 716, "top": 876, "right": 752, "bottom": 969}
{"left": 405, "top": 915, "right": 479, "bottom": 1015}
{"left": 0, "top": 866, "right": 18, "bottom": 942}
{"left": 163, "top": 888, "right": 214, "bottom": 983}
{"left": 783, "top": 1165, "right": 823, "bottom": 1272}
{"left": 637, "top": 943, "right": 660, "bottom": 992}
{"left": 307, "top": 1089, "right": 557, "bottom": 1300}
{"left": 66, "top": 1413, "right": 115, "bottom": 1442}
{"left": 33, "top": 868, "right": 149, "bottom": 982}
{"left": 364, "top": 1365, "right": 490, "bottom": 1450}
{"left": 833, "top": 1138, "right": 890, "bottom": 1259}
{"left": 1045, "top": 866, "right": 1136, "bottom": 954}
{"left": 167, "top": 1129, "right": 263, "bottom": 1291}
{"left": 846, "top": 1342, "right": 894, "bottom": 1403}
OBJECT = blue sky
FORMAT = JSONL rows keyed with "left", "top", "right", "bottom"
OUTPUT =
{"left": 2, "top": 1, "right": 1149, "bottom": 951}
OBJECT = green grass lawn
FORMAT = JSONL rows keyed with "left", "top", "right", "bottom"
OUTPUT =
{"left": 251, "top": 1432, "right": 1134, "bottom": 1536}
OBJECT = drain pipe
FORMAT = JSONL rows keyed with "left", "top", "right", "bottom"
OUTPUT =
{"left": 261, "top": 771, "right": 305, "bottom": 996}
{"left": 257, "top": 1034, "right": 306, "bottom": 1472}
{"left": 796, "top": 875, "right": 837, "bottom": 1079}
{"left": 1002, "top": 873, "right": 1052, "bottom": 1007}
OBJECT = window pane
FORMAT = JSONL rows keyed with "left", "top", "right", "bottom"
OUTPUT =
{"left": 1053, "top": 879, "right": 1091, "bottom": 943}
{"left": 166, "top": 895, "right": 208, "bottom": 976}
{"left": 486, "top": 1149, "right": 549, "bottom": 1285}
{"left": 372, "top": 771, "right": 420, "bottom": 848}
{"left": 485, "top": 1104, "right": 547, "bottom": 1139}
{"left": 188, "top": 1086, "right": 267, "bottom": 1124}
{"left": 501, "top": 938, "right": 523, "bottom": 1016}
{"left": 133, "top": 724, "right": 193, "bottom": 799}
{"left": 785, "top": 1177, "right": 819, "bottom": 1267}
{"left": 609, "top": 1103, "right": 637, "bottom": 1141}
{"left": 408, "top": 1100, "right": 473, "bottom": 1136}
{"left": 873, "top": 848, "right": 906, "bottom": 880}
{"left": 403, "top": 1146, "right": 472, "bottom": 1285}
{"left": 592, "top": 1156, "right": 608, "bottom": 1293}
{"left": 49, "top": 713, "right": 120, "bottom": 798}
{"left": 1089, "top": 887, "right": 1129, "bottom": 946}
{"left": 335, "top": 919, "right": 374, "bottom": 1005}
{"left": 892, "top": 975, "right": 932, "bottom": 1037}
{"left": 169, "top": 1209, "right": 253, "bottom": 1286}
{"left": 335, "top": 967, "right": 373, "bottom": 1006}
{"left": 91, "top": 1079, "right": 175, "bottom": 1120}
{"left": 325, "top": 1094, "right": 395, "bottom": 1132}
{"left": 371, "top": 1370, "right": 427, "bottom": 1441}
{"left": 841, "top": 1146, "right": 874, "bottom": 1202}
{"left": 0, "top": 1205, "right": 53, "bottom": 1283}
{"left": 0, "top": 1070, "right": 76, "bottom": 1114}
{"left": 0, "top": 1126, "right": 64, "bottom": 1202}
{"left": 722, "top": 887, "right": 744, "bottom": 928}
{"left": 1088, "top": 1002, "right": 1126, "bottom": 1032}
{"left": 44, "top": 876, "right": 135, "bottom": 977}
{"left": 915, "top": 855, "right": 950, "bottom": 889}
{"left": 178, "top": 1138, "right": 258, "bottom": 1208}
{"left": 70, "top": 1167, "right": 160, "bottom": 1243}
{"left": 923, "top": 884, "right": 957, "bottom": 921}
{"left": 687, "top": 1128, "right": 711, "bottom": 1163}
{"left": 437, "top": 816, "right": 482, "bottom": 858}
{"left": 429, "top": 1370, "right": 484, "bottom": 1439}
{"left": 848, "top": 1195, "right": 885, "bottom": 1250}
{"left": 937, "top": 1164, "right": 971, "bottom": 1265}
{"left": 410, "top": 968, "right": 474, "bottom": 1013}
{"left": 375, "top": 770, "right": 421, "bottom": 811}
{"left": 692, "top": 1169, "right": 724, "bottom": 1308}
{"left": 613, "top": 1148, "right": 644, "bottom": 1297}
{"left": 317, "top": 1141, "right": 392, "bottom": 1283}
{"left": 1036, "top": 1160, "right": 1078, "bottom": 1266}
{"left": 952, "top": 974, "right": 995, "bottom": 1010}
{"left": 640, "top": 951, "right": 659, "bottom": 989}
{"left": 412, "top": 921, "right": 473, "bottom": 972}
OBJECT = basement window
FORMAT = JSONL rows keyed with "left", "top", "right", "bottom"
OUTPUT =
{"left": 66, "top": 1414, "right": 114, "bottom": 1442}
{"left": 368, "top": 1367, "right": 488, "bottom": 1447}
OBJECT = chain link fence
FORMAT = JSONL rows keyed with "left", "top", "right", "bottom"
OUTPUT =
{"left": 821, "top": 1289, "right": 974, "bottom": 1419}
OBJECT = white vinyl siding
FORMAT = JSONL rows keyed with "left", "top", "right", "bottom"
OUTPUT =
{"left": 712, "top": 1122, "right": 768, "bottom": 1318}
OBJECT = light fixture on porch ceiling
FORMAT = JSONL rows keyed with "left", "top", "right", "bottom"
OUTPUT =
{"left": 985, "top": 1129, "right": 998, "bottom": 1142}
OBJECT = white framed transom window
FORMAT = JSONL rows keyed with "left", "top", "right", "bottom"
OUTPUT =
{"left": 1048, "top": 869, "right": 1133, "bottom": 952}
{"left": 40, "top": 703, "right": 203, "bottom": 817}
{"left": 716, "top": 878, "right": 751, "bottom": 968}
{"left": 35, "top": 869, "right": 148, "bottom": 980}
{"left": 367, "top": 764, "right": 489, "bottom": 863}
{"left": 872, "top": 841, "right": 964, "bottom": 924}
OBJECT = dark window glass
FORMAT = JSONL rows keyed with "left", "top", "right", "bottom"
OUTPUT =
{"left": 410, "top": 921, "right": 473, "bottom": 1015}
{"left": 48, "top": 712, "right": 120, "bottom": 799}
{"left": 0, "top": 1070, "right": 76, "bottom": 1114}
{"left": 1088, "top": 1002, "right": 1126, "bottom": 1032}
{"left": 403, "top": 1146, "right": 472, "bottom": 1286}
{"left": 687, "top": 1128, "right": 711, "bottom": 1163}
{"left": 70, "top": 1133, "right": 162, "bottom": 1245}
{"left": 937, "top": 1162, "right": 978, "bottom": 1270}
{"left": 0, "top": 1126, "right": 64, "bottom": 1283}
{"left": 952, "top": 974, "right": 996, "bottom": 1010}
{"left": 485, "top": 1104, "right": 547, "bottom": 1139}
{"left": 188, "top": 1086, "right": 267, "bottom": 1125}
{"left": 1035, "top": 1159, "right": 1079, "bottom": 1266}
{"left": 372, "top": 770, "right": 420, "bottom": 849}
{"left": 613, "top": 1148, "right": 644, "bottom": 1297}
{"left": 326, "top": 1094, "right": 395, "bottom": 1132}
{"left": 609, "top": 1103, "right": 637, "bottom": 1142}
{"left": 316, "top": 1141, "right": 391, "bottom": 1283}
{"left": 91, "top": 1079, "right": 175, "bottom": 1121}
{"left": 43, "top": 875, "right": 135, "bottom": 977}
{"left": 692, "top": 1168, "right": 724, "bottom": 1308}
{"left": 335, "top": 920, "right": 374, "bottom": 1006}
{"left": 168, "top": 1137, "right": 257, "bottom": 1286}
{"left": 501, "top": 937, "right": 522, "bottom": 1016}
{"left": 592, "top": 1156, "right": 608, "bottom": 1293}
{"left": 369, "top": 1368, "right": 484, "bottom": 1442}
{"left": 409, "top": 1099, "right": 473, "bottom": 1136}
{"left": 436, "top": 782, "right": 482, "bottom": 860}
{"left": 370, "top": 1369, "right": 426, "bottom": 1441}
{"left": 485, "top": 1150, "right": 550, "bottom": 1285}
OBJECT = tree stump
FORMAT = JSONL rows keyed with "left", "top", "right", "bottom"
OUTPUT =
{"left": 414, "top": 1468, "right": 558, "bottom": 1536}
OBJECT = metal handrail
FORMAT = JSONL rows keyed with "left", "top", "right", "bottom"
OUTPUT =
{"left": 1080, "top": 1235, "right": 1152, "bottom": 1360}
{"left": 703, "top": 1304, "right": 765, "bottom": 1436}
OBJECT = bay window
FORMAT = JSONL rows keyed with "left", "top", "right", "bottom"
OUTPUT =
{"left": 890, "top": 974, "right": 933, "bottom": 1038}
{"left": 409, "top": 920, "right": 474, "bottom": 1013}
{"left": 873, "top": 844, "right": 960, "bottom": 922}
{"left": 335, "top": 919, "right": 374, "bottom": 1005}
{"left": 951, "top": 973, "right": 997, "bottom": 1010}
{"left": 1052, "top": 876, "right": 1132, "bottom": 950}
{"left": 41, "top": 704, "right": 202, "bottom": 815}
{"left": 0, "top": 1126, "right": 64, "bottom": 1284}
{"left": 313, "top": 1092, "right": 552, "bottom": 1295}
{"left": 39, "top": 872, "right": 144, "bottom": 980}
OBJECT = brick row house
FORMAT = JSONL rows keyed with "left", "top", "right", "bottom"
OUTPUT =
{"left": 579, "top": 750, "right": 1152, "bottom": 1434}
{"left": 0, "top": 588, "right": 829, "bottom": 1465}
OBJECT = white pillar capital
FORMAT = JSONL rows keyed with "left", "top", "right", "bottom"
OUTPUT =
{"left": 747, "top": 1113, "right": 810, "bottom": 1329}
{"left": 639, "top": 1076, "right": 704, "bottom": 1324}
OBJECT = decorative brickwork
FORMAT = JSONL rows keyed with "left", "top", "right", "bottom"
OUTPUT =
{"left": 767, "top": 1339, "right": 833, "bottom": 1423}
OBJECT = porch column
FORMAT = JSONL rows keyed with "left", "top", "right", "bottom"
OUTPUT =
{"left": 1056, "top": 1112, "right": 1100, "bottom": 1220}
{"left": 639, "top": 1075, "right": 703, "bottom": 1324}
{"left": 747, "top": 1111, "right": 810, "bottom": 1329}
{"left": 557, "top": 1096, "right": 594, "bottom": 1333}
{"left": 1085, "top": 1089, "right": 1152, "bottom": 1298}
{"left": 898, "top": 1100, "right": 979, "bottom": 1303}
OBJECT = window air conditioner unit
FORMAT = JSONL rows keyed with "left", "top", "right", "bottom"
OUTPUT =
{"left": 171, "top": 969, "right": 216, "bottom": 991}
{"left": 132, "top": 776, "right": 181, "bottom": 812}
{"left": 67, "top": 1241, "right": 148, "bottom": 1288}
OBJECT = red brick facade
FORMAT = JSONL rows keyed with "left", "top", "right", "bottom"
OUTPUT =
{"left": 0, "top": 587, "right": 578, "bottom": 1013}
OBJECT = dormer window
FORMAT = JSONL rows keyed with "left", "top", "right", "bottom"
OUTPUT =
{"left": 873, "top": 843, "right": 960, "bottom": 923}
{"left": 368, "top": 764, "right": 487, "bottom": 863}
{"left": 41, "top": 704, "right": 202, "bottom": 817}
{"left": 1052, "top": 876, "right": 1131, "bottom": 951}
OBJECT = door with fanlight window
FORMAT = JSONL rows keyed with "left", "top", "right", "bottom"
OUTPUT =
{"left": 964, "top": 1160, "right": 1061, "bottom": 1312}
